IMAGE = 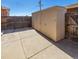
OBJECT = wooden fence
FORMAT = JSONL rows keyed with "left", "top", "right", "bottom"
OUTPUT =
{"left": 1, "top": 16, "right": 32, "bottom": 30}
{"left": 65, "top": 13, "right": 78, "bottom": 42}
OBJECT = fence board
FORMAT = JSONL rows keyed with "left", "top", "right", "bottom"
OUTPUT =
{"left": 1, "top": 16, "right": 32, "bottom": 30}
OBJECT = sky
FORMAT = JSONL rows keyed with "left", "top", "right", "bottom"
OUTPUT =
{"left": 1, "top": 0, "right": 78, "bottom": 16}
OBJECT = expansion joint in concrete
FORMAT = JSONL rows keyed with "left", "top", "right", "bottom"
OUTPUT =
{"left": 28, "top": 44, "right": 52, "bottom": 59}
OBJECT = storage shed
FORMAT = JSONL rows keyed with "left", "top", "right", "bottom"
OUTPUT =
{"left": 32, "top": 6, "right": 66, "bottom": 42}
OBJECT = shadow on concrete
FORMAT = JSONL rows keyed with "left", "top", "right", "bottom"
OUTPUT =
{"left": 1, "top": 27, "right": 33, "bottom": 34}
{"left": 35, "top": 30, "right": 78, "bottom": 59}
{"left": 1, "top": 28, "right": 78, "bottom": 59}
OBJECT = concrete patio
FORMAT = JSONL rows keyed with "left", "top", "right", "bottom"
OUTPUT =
{"left": 1, "top": 27, "right": 78, "bottom": 59}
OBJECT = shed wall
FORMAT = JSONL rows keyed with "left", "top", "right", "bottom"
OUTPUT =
{"left": 32, "top": 6, "right": 66, "bottom": 42}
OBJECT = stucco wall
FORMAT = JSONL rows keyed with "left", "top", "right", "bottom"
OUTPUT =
{"left": 1, "top": 8, "right": 9, "bottom": 16}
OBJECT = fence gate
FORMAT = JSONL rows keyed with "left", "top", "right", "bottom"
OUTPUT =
{"left": 65, "top": 13, "right": 78, "bottom": 42}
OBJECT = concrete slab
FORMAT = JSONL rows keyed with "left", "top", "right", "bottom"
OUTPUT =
{"left": 21, "top": 32, "right": 52, "bottom": 58}
{"left": 30, "top": 45, "right": 73, "bottom": 59}
{"left": 1, "top": 34, "right": 8, "bottom": 42}
{"left": 2, "top": 40, "right": 26, "bottom": 59}
{"left": 1, "top": 32, "right": 20, "bottom": 44}
{"left": 19, "top": 30, "right": 38, "bottom": 39}
{"left": 1, "top": 28, "right": 77, "bottom": 59}
{"left": 1, "top": 29, "right": 15, "bottom": 34}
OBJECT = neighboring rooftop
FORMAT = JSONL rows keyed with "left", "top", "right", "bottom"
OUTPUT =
{"left": 66, "top": 3, "right": 78, "bottom": 9}
{"left": 1, "top": 6, "right": 9, "bottom": 10}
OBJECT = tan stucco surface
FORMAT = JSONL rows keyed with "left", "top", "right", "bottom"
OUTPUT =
{"left": 1, "top": 28, "right": 73, "bottom": 59}
{"left": 32, "top": 6, "right": 66, "bottom": 41}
